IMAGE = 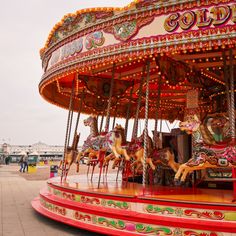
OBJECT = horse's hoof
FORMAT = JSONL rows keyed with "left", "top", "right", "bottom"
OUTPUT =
{"left": 174, "top": 179, "right": 181, "bottom": 186}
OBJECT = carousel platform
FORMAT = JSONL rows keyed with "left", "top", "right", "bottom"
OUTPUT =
{"left": 32, "top": 173, "right": 236, "bottom": 236}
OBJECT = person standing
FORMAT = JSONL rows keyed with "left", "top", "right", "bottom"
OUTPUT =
{"left": 19, "top": 155, "right": 24, "bottom": 172}
{"left": 23, "top": 152, "right": 29, "bottom": 172}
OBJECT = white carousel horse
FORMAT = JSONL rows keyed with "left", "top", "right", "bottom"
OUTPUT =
{"left": 175, "top": 113, "right": 234, "bottom": 182}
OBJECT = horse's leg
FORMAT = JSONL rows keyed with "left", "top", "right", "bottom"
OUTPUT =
{"left": 87, "top": 163, "right": 90, "bottom": 175}
{"left": 103, "top": 153, "right": 112, "bottom": 167}
{"left": 75, "top": 152, "right": 82, "bottom": 173}
{"left": 122, "top": 149, "right": 131, "bottom": 161}
{"left": 146, "top": 157, "right": 156, "bottom": 171}
{"left": 58, "top": 160, "right": 62, "bottom": 169}
{"left": 174, "top": 163, "right": 186, "bottom": 180}
{"left": 111, "top": 146, "right": 121, "bottom": 159}
{"left": 180, "top": 163, "right": 209, "bottom": 182}
{"left": 130, "top": 160, "right": 136, "bottom": 171}
{"left": 180, "top": 167, "right": 192, "bottom": 182}
{"left": 76, "top": 161, "right": 80, "bottom": 173}
{"left": 136, "top": 162, "right": 143, "bottom": 174}
{"left": 65, "top": 162, "right": 73, "bottom": 180}
{"left": 168, "top": 161, "right": 179, "bottom": 173}
{"left": 133, "top": 161, "right": 141, "bottom": 174}
{"left": 135, "top": 149, "right": 144, "bottom": 164}
{"left": 105, "top": 162, "right": 109, "bottom": 175}
{"left": 115, "top": 145, "right": 130, "bottom": 162}
{"left": 112, "top": 157, "right": 120, "bottom": 169}
{"left": 62, "top": 162, "right": 68, "bottom": 180}
{"left": 91, "top": 164, "right": 95, "bottom": 181}
{"left": 201, "top": 168, "right": 207, "bottom": 179}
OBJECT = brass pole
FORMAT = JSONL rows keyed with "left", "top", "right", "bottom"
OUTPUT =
{"left": 143, "top": 60, "right": 151, "bottom": 186}
{"left": 105, "top": 64, "right": 116, "bottom": 132}
{"left": 132, "top": 63, "right": 147, "bottom": 140}
{"left": 125, "top": 82, "right": 134, "bottom": 139}
{"left": 230, "top": 49, "right": 235, "bottom": 143}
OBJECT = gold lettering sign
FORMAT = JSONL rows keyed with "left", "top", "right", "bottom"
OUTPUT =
{"left": 164, "top": 13, "right": 179, "bottom": 32}
{"left": 196, "top": 9, "right": 212, "bottom": 28}
{"left": 164, "top": 4, "right": 236, "bottom": 32}
{"left": 232, "top": 4, "right": 236, "bottom": 23}
{"left": 211, "top": 6, "right": 231, "bottom": 26}
{"left": 179, "top": 11, "right": 195, "bottom": 30}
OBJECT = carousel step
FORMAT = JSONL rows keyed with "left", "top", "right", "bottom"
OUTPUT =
{"left": 47, "top": 182, "right": 236, "bottom": 217}
{"left": 32, "top": 197, "right": 138, "bottom": 236}
{"left": 37, "top": 188, "right": 236, "bottom": 234}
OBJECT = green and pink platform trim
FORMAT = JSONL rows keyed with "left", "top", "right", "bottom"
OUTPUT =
{"left": 32, "top": 175, "right": 236, "bottom": 236}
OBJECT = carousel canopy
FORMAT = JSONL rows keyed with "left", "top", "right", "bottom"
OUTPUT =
{"left": 39, "top": 0, "right": 236, "bottom": 121}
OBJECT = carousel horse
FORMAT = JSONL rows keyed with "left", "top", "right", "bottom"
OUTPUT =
{"left": 108, "top": 128, "right": 179, "bottom": 174}
{"left": 77, "top": 116, "right": 131, "bottom": 171}
{"left": 76, "top": 115, "right": 103, "bottom": 165}
{"left": 150, "top": 148, "right": 179, "bottom": 173}
{"left": 128, "top": 130, "right": 179, "bottom": 173}
{"left": 130, "top": 145, "right": 180, "bottom": 174}
{"left": 175, "top": 113, "right": 234, "bottom": 182}
{"left": 58, "top": 133, "right": 80, "bottom": 178}
{"left": 102, "top": 130, "right": 154, "bottom": 173}
{"left": 103, "top": 124, "right": 130, "bottom": 169}
{"left": 128, "top": 130, "right": 155, "bottom": 173}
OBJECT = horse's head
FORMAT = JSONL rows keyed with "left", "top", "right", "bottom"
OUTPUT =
{"left": 205, "top": 113, "right": 230, "bottom": 141}
{"left": 113, "top": 124, "right": 125, "bottom": 141}
{"left": 210, "top": 115, "right": 229, "bottom": 130}
{"left": 113, "top": 124, "right": 124, "bottom": 132}
{"left": 179, "top": 114, "right": 200, "bottom": 134}
{"left": 84, "top": 116, "right": 96, "bottom": 127}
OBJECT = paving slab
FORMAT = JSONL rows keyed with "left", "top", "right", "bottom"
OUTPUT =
{"left": 0, "top": 164, "right": 103, "bottom": 236}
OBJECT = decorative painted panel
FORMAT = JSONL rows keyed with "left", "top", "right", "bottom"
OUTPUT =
{"left": 39, "top": 196, "right": 222, "bottom": 236}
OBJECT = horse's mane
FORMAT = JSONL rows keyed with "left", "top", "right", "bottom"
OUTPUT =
{"left": 93, "top": 116, "right": 99, "bottom": 135}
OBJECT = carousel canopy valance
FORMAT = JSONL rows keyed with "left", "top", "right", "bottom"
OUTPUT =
{"left": 39, "top": 0, "right": 236, "bottom": 121}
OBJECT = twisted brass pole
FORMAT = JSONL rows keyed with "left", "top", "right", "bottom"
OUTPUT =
{"left": 132, "top": 64, "right": 147, "bottom": 140}
{"left": 62, "top": 79, "right": 75, "bottom": 180}
{"left": 143, "top": 60, "right": 150, "bottom": 186}
{"left": 105, "top": 64, "right": 116, "bottom": 132}
{"left": 125, "top": 82, "right": 134, "bottom": 139}
{"left": 230, "top": 49, "right": 235, "bottom": 143}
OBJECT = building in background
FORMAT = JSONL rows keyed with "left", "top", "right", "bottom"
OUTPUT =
{"left": 0, "top": 142, "right": 70, "bottom": 163}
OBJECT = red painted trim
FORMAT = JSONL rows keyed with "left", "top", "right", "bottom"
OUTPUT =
{"left": 39, "top": 189, "right": 236, "bottom": 233}
{"left": 40, "top": 189, "right": 134, "bottom": 217}
{"left": 32, "top": 198, "right": 138, "bottom": 236}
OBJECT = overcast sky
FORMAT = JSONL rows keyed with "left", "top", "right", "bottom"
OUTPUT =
{"left": 0, "top": 0, "right": 175, "bottom": 146}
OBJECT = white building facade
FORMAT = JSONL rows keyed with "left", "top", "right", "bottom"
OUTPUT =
{"left": 1, "top": 142, "right": 64, "bottom": 156}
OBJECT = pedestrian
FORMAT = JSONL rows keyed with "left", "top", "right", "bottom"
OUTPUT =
{"left": 19, "top": 155, "right": 24, "bottom": 172}
{"left": 23, "top": 152, "right": 29, "bottom": 172}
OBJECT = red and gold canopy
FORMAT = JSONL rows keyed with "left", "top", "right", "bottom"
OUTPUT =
{"left": 39, "top": 0, "right": 236, "bottom": 121}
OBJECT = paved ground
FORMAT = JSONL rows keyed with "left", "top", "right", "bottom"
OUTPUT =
{"left": 0, "top": 163, "right": 105, "bottom": 236}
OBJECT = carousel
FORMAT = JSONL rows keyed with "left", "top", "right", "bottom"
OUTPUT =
{"left": 32, "top": 0, "right": 236, "bottom": 235}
